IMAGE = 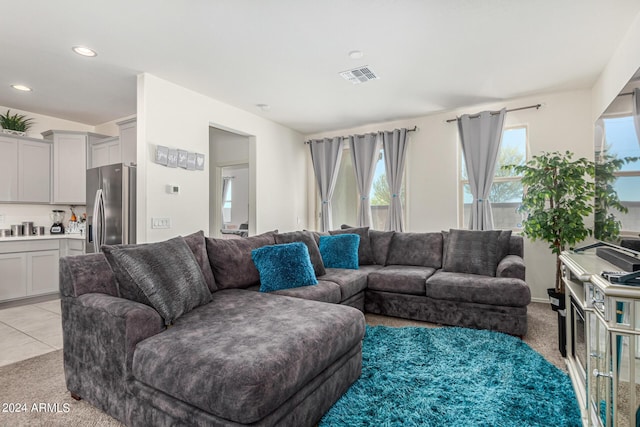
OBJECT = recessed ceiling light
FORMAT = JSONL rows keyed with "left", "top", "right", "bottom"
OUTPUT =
{"left": 11, "top": 84, "right": 32, "bottom": 92}
{"left": 256, "top": 104, "right": 271, "bottom": 112}
{"left": 72, "top": 46, "right": 97, "bottom": 57}
{"left": 348, "top": 50, "right": 364, "bottom": 59}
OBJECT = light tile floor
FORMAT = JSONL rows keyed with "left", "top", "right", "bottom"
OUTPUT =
{"left": 0, "top": 299, "right": 62, "bottom": 367}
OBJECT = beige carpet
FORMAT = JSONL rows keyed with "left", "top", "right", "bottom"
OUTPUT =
{"left": 0, "top": 302, "right": 562, "bottom": 426}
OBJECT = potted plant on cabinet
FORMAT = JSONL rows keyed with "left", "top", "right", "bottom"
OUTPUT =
{"left": 0, "top": 109, "right": 35, "bottom": 136}
{"left": 504, "top": 151, "right": 595, "bottom": 356}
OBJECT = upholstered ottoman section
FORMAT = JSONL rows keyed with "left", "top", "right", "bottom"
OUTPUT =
{"left": 321, "top": 268, "right": 369, "bottom": 301}
{"left": 131, "top": 289, "right": 365, "bottom": 425}
{"left": 426, "top": 271, "right": 531, "bottom": 307}
{"left": 367, "top": 265, "right": 437, "bottom": 295}
{"left": 269, "top": 280, "right": 342, "bottom": 303}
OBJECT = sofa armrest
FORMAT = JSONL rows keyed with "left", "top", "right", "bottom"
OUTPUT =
{"left": 62, "top": 293, "right": 164, "bottom": 379}
{"left": 496, "top": 255, "right": 525, "bottom": 281}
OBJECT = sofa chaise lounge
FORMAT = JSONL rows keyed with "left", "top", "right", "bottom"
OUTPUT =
{"left": 60, "top": 227, "right": 530, "bottom": 426}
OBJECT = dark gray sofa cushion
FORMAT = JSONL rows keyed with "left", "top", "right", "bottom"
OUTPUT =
{"left": 496, "top": 254, "right": 526, "bottom": 280}
{"left": 131, "top": 289, "right": 365, "bottom": 424}
{"left": 385, "top": 232, "right": 443, "bottom": 268}
{"left": 184, "top": 230, "right": 217, "bottom": 292}
{"left": 275, "top": 230, "right": 326, "bottom": 276}
{"left": 443, "top": 229, "right": 502, "bottom": 276}
{"left": 369, "top": 230, "right": 395, "bottom": 266}
{"left": 321, "top": 268, "right": 369, "bottom": 301}
{"left": 367, "top": 265, "right": 436, "bottom": 295}
{"left": 442, "top": 229, "right": 513, "bottom": 270}
{"left": 102, "top": 237, "right": 212, "bottom": 325}
{"left": 269, "top": 280, "right": 342, "bottom": 303}
{"left": 330, "top": 226, "right": 374, "bottom": 265}
{"left": 205, "top": 231, "right": 277, "bottom": 289}
{"left": 426, "top": 271, "right": 531, "bottom": 307}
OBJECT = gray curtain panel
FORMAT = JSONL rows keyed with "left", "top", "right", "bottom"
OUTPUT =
{"left": 309, "top": 137, "right": 345, "bottom": 231}
{"left": 457, "top": 109, "right": 506, "bottom": 230}
{"left": 349, "top": 133, "right": 380, "bottom": 227}
{"left": 382, "top": 128, "right": 408, "bottom": 232}
{"left": 633, "top": 88, "right": 640, "bottom": 148}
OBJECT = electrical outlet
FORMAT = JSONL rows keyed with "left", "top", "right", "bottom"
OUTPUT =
{"left": 151, "top": 217, "right": 171, "bottom": 229}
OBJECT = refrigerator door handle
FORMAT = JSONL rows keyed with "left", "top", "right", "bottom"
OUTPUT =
{"left": 93, "top": 189, "right": 103, "bottom": 253}
{"left": 99, "top": 190, "right": 106, "bottom": 248}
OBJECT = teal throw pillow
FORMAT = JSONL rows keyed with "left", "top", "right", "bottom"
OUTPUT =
{"left": 251, "top": 242, "right": 318, "bottom": 293}
{"left": 319, "top": 234, "right": 360, "bottom": 269}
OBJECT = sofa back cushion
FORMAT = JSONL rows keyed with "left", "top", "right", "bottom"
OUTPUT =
{"left": 252, "top": 242, "right": 318, "bottom": 292}
{"left": 442, "top": 229, "right": 515, "bottom": 268}
{"left": 59, "top": 253, "right": 119, "bottom": 298}
{"left": 369, "top": 230, "right": 395, "bottom": 266}
{"left": 442, "top": 229, "right": 502, "bottom": 276}
{"left": 385, "top": 232, "right": 443, "bottom": 268}
{"left": 329, "top": 226, "right": 374, "bottom": 265}
{"left": 275, "top": 231, "right": 326, "bottom": 276}
{"left": 183, "top": 230, "right": 217, "bottom": 292}
{"left": 508, "top": 235, "right": 524, "bottom": 258}
{"left": 206, "top": 231, "right": 277, "bottom": 289}
{"left": 102, "top": 236, "right": 212, "bottom": 325}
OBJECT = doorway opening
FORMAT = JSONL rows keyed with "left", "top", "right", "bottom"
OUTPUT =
{"left": 209, "top": 127, "right": 254, "bottom": 238}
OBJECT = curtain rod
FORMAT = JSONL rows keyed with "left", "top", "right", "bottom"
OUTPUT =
{"left": 445, "top": 104, "right": 542, "bottom": 123}
{"left": 304, "top": 126, "right": 417, "bottom": 144}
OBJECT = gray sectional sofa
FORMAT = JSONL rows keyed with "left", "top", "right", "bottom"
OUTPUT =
{"left": 60, "top": 227, "right": 530, "bottom": 427}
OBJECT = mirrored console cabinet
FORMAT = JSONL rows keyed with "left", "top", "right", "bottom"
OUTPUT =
{"left": 561, "top": 250, "right": 640, "bottom": 427}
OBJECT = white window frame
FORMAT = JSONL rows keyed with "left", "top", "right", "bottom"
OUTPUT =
{"left": 458, "top": 124, "right": 529, "bottom": 230}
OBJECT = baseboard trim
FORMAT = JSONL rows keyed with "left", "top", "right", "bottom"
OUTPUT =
{"left": 0, "top": 292, "right": 59, "bottom": 310}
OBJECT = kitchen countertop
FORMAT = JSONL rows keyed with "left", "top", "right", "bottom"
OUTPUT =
{"left": 0, "top": 233, "right": 85, "bottom": 242}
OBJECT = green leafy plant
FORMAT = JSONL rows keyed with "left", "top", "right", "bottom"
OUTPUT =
{"left": 0, "top": 109, "right": 35, "bottom": 132}
{"left": 594, "top": 147, "right": 639, "bottom": 242}
{"left": 503, "top": 151, "right": 596, "bottom": 293}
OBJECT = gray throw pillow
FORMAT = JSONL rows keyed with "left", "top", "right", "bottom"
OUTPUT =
{"left": 183, "top": 230, "right": 217, "bottom": 292}
{"left": 442, "top": 229, "right": 512, "bottom": 268}
{"left": 275, "top": 231, "right": 326, "bottom": 276}
{"left": 329, "top": 226, "right": 374, "bottom": 265}
{"left": 205, "top": 231, "right": 277, "bottom": 289}
{"left": 443, "top": 229, "right": 502, "bottom": 276}
{"left": 385, "top": 232, "right": 443, "bottom": 268}
{"left": 102, "top": 236, "right": 212, "bottom": 325}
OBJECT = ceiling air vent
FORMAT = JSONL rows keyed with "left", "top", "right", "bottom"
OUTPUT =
{"left": 339, "top": 66, "right": 379, "bottom": 84}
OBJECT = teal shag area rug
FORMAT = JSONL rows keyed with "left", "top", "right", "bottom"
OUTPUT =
{"left": 320, "top": 326, "right": 581, "bottom": 427}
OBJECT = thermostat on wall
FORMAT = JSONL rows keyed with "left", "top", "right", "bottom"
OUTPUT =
{"left": 167, "top": 185, "right": 180, "bottom": 194}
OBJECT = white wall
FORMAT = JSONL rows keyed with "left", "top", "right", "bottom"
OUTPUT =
{"left": 306, "top": 89, "right": 593, "bottom": 302}
{"left": 136, "top": 73, "right": 306, "bottom": 242}
{"left": 94, "top": 114, "right": 136, "bottom": 137}
{"left": 592, "top": 11, "right": 640, "bottom": 120}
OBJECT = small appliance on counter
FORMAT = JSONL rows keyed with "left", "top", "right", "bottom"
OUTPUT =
{"left": 11, "top": 224, "right": 23, "bottom": 236}
{"left": 22, "top": 221, "right": 34, "bottom": 236}
{"left": 50, "top": 210, "right": 66, "bottom": 234}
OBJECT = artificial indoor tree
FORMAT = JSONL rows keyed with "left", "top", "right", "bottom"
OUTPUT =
{"left": 504, "top": 151, "right": 596, "bottom": 294}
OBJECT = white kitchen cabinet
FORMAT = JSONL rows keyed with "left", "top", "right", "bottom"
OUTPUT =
{"left": 0, "top": 252, "right": 27, "bottom": 300}
{"left": 0, "top": 135, "right": 19, "bottom": 201}
{"left": 0, "top": 239, "right": 59, "bottom": 302}
{"left": 27, "top": 250, "right": 59, "bottom": 295}
{"left": 90, "top": 136, "right": 121, "bottom": 168}
{"left": 18, "top": 139, "right": 51, "bottom": 202}
{"left": 43, "top": 130, "right": 109, "bottom": 204}
{"left": 61, "top": 238, "right": 85, "bottom": 256}
{"left": 117, "top": 118, "right": 137, "bottom": 166}
{"left": 0, "top": 134, "right": 51, "bottom": 203}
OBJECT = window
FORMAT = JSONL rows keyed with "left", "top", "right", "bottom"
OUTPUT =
{"left": 459, "top": 126, "right": 528, "bottom": 229}
{"left": 222, "top": 180, "right": 232, "bottom": 224}
{"left": 329, "top": 140, "right": 406, "bottom": 230}
{"left": 600, "top": 116, "right": 640, "bottom": 233}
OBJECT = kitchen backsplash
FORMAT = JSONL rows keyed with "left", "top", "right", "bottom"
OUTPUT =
{"left": 0, "top": 204, "right": 86, "bottom": 231}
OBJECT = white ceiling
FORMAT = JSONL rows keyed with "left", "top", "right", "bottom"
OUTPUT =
{"left": 1, "top": 0, "right": 639, "bottom": 134}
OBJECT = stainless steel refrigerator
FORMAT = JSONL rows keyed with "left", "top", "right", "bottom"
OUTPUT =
{"left": 86, "top": 163, "right": 136, "bottom": 253}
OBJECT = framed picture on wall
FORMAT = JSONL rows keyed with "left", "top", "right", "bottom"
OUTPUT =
{"left": 167, "top": 149, "right": 178, "bottom": 168}
{"left": 177, "top": 150, "right": 188, "bottom": 168}
{"left": 155, "top": 145, "right": 168, "bottom": 165}
{"left": 187, "top": 152, "right": 196, "bottom": 170}
{"left": 195, "top": 153, "right": 205, "bottom": 170}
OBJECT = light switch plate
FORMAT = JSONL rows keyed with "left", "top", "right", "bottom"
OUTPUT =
{"left": 151, "top": 217, "right": 171, "bottom": 229}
